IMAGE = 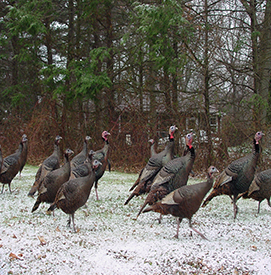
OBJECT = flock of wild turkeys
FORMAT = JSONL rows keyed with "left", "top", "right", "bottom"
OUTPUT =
{"left": 0, "top": 126, "right": 270, "bottom": 238}
{"left": 0, "top": 131, "right": 110, "bottom": 232}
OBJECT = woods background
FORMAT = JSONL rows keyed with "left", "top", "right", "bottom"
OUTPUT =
{"left": 0, "top": 0, "right": 271, "bottom": 173}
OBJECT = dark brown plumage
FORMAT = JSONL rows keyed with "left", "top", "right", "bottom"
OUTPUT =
{"left": 47, "top": 159, "right": 101, "bottom": 232}
{"left": 18, "top": 134, "right": 28, "bottom": 177}
{"left": 0, "top": 135, "right": 28, "bottom": 193}
{"left": 70, "top": 136, "right": 91, "bottom": 170}
{"left": 202, "top": 131, "right": 264, "bottom": 219}
{"left": 93, "top": 131, "right": 110, "bottom": 200}
{"left": 124, "top": 126, "right": 177, "bottom": 205}
{"left": 125, "top": 139, "right": 157, "bottom": 197}
{"left": 239, "top": 169, "right": 271, "bottom": 213}
{"left": 31, "top": 148, "right": 74, "bottom": 213}
{"left": 137, "top": 132, "right": 195, "bottom": 217}
{"left": 70, "top": 150, "right": 94, "bottom": 180}
{"left": 142, "top": 166, "right": 219, "bottom": 239}
{"left": 28, "top": 135, "right": 62, "bottom": 197}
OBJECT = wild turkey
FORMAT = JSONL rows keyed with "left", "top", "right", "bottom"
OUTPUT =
{"left": 0, "top": 135, "right": 28, "bottom": 193}
{"left": 70, "top": 136, "right": 91, "bottom": 170}
{"left": 18, "top": 134, "right": 28, "bottom": 177}
{"left": 126, "top": 138, "right": 157, "bottom": 194}
{"left": 124, "top": 126, "right": 177, "bottom": 205}
{"left": 93, "top": 131, "right": 111, "bottom": 200}
{"left": 70, "top": 150, "right": 94, "bottom": 180}
{"left": 238, "top": 169, "right": 271, "bottom": 214}
{"left": 47, "top": 159, "right": 101, "bottom": 232}
{"left": 142, "top": 166, "right": 219, "bottom": 239}
{"left": 31, "top": 148, "right": 74, "bottom": 213}
{"left": 202, "top": 131, "right": 264, "bottom": 219}
{"left": 137, "top": 132, "right": 195, "bottom": 217}
{"left": 28, "top": 135, "right": 62, "bottom": 197}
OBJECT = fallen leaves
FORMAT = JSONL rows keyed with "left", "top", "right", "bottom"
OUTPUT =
{"left": 38, "top": 236, "right": 46, "bottom": 246}
{"left": 9, "top": 252, "right": 23, "bottom": 261}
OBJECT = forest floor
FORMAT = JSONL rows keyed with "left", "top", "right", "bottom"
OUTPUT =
{"left": 0, "top": 165, "right": 271, "bottom": 274}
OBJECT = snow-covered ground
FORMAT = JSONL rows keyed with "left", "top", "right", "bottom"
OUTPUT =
{"left": 0, "top": 165, "right": 271, "bottom": 274}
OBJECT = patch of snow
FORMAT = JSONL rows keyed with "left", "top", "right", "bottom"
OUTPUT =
{"left": 0, "top": 166, "right": 271, "bottom": 274}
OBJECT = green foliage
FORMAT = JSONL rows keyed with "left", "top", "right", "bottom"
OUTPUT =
{"left": 2, "top": 85, "right": 28, "bottom": 109}
{"left": 44, "top": 48, "right": 112, "bottom": 101}
{"left": 133, "top": 0, "right": 191, "bottom": 72}
{"left": 70, "top": 48, "right": 112, "bottom": 101}
{"left": 40, "top": 65, "right": 67, "bottom": 97}
{"left": 6, "top": 3, "right": 46, "bottom": 36}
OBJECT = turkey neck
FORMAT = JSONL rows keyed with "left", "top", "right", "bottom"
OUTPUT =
{"left": 203, "top": 173, "right": 214, "bottom": 194}
{"left": 187, "top": 145, "right": 195, "bottom": 159}
{"left": 21, "top": 140, "right": 28, "bottom": 160}
{"left": 184, "top": 145, "right": 196, "bottom": 168}
{"left": 16, "top": 140, "right": 24, "bottom": 156}
{"left": 82, "top": 139, "right": 88, "bottom": 155}
{"left": 150, "top": 142, "right": 156, "bottom": 157}
{"left": 63, "top": 153, "right": 72, "bottom": 175}
{"left": 102, "top": 138, "right": 110, "bottom": 156}
{"left": 249, "top": 137, "right": 261, "bottom": 174}
{"left": 53, "top": 141, "right": 61, "bottom": 159}
{"left": 253, "top": 138, "right": 260, "bottom": 156}
{"left": 249, "top": 138, "right": 261, "bottom": 171}
{"left": 162, "top": 135, "right": 175, "bottom": 165}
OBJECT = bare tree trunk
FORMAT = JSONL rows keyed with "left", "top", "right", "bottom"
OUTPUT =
{"left": 240, "top": 0, "right": 271, "bottom": 126}
{"left": 258, "top": 0, "right": 271, "bottom": 123}
{"left": 203, "top": 0, "right": 214, "bottom": 166}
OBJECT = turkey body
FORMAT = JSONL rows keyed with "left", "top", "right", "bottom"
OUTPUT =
{"left": 202, "top": 131, "right": 264, "bottom": 219}
{"left": 28, "top": 135, "right": 62, "bottom": 197}
{"left": 31, "top": 148, "right": 74, "bottom": 213}
{"left": 70, "top": 150, "right": 94, "bottom": 180}
{"left": 124, "top": 126, "right": 177, "bottom": 205}
{"left": 137, "top": 133, "right": 195, "bottom": 217}
{"left": 142, "top": 166, "right": 218, "bottom": 239}
{"left": 70, "top": 136, "right": 91, "bottom": 170}
{"left": 0, "top": 135, "right": 28, "bottom": 193}
{"left": 241, "top": 169, "right": 271, "bottom": 213}
{"left": 48, "top": 159, "right": 101, "bottom": 232}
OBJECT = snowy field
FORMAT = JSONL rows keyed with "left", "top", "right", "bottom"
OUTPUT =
{"left": 0, "top": 165, "right": 271, "bottom": 275}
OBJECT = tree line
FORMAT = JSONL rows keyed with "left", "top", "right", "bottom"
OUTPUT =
{"left": 0, "top": 0, "right": 270, "bottom": 171}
